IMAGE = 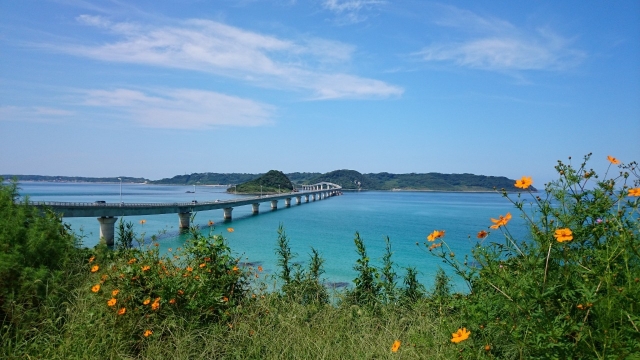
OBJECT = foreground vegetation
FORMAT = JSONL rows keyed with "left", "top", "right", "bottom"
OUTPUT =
{"left": 1, "top": 154, "right": 638, "bottom": 359}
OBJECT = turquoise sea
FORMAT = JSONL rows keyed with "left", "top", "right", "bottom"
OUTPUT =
{"left": 16, "top": 181, "right": 532, "bottom": 291}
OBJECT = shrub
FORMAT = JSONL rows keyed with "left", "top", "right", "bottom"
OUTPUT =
{"left": 427, "top": 154, "right": 640, "bottom": 358}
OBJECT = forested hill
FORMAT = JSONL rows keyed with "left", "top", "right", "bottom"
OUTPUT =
{"left": 1, "top": 175, "right": 148, "bottom": 183}
{"left": 309, "top": 170, "right": 535, "bottom": 191}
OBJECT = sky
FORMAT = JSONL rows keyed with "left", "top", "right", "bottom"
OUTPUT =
{"left": 1, "top": 0, "right": 639, "bottom": 185}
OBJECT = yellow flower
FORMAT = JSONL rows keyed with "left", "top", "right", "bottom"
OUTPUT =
{"left": 142, "top": 265, "right": 151, "bottom": 272}
{"left": 91, "top": 265, "right": 99, "bottom": 273}
{"left": 607, "top": 155, "right": 620, "bottom": 165}
{"left": 88, "top": 256, "right": 95, "bottom": 263}
{"left": 143, "top": 299, "right": 151, "bottom": 305}
{"left": 139, "top": 219, "right": 146, "bottom": 225}
{"left": 112, "top": 289, "right": 120, "bottom": 296}
{"left": 490, "top": 213, "right": 512, "bottom": 229}
{"left": 628, "top": 188, "right": 640, "bottom": 197}
{"left": 107, "top": 298, "right": 117, "bottom": 307}
{"left": 227, "top": 227, "right": 234, "bottom": 233}
{"left": 128, "top": 258, "right": 137, "bottom": 264}
{"left": 514, "top": 176, "right": 533, "bottom": 189}
{"left": 151, "top": 301, "right": 160, "bottom": 311}
{"left": 232, "top": 266, "right": 239, "bottom": 272}
{"left": 427, "top": 230, "right": 445, "bottom": 241}
{"left": 117, "top": 307, "right": 126, "bottom": 315}
{"left": 199, "top": 263, "right": 206, "bottom": 268}
{"left": 477, "top": 230, "right": 488, "bottom": 239}
{"left": 91, "top": 284, "right": 101, "bottom": 293}
{"left": 451, "top": 328, "right": 471, "bottom": 343}
{"left": 391, "top": 340, "right": 401, "bottom": 353}
{"left": 143, "top": 329, "right": 153, "bottom": 337}
{"left": 554, "top": 228, "right": 573, "bottom": 242}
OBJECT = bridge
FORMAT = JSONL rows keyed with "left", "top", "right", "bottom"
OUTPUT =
{"left": 29, "top": 182, "right": 342, "bottom": 246}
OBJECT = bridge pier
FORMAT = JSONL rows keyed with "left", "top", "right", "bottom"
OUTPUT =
{"left": 304, "top": 195, "right": 309, "bottom": 203}
{"left": 285, "top": 198, "right": 291, "bottom": 207}
{"left": 223, "top": 207, "right": 233, "bottom": 220}
{"left": 97, "top": 216, "right": 118, "bottom": 246}
{"left": 252, "top": 203, "right": 260, "bottom": 214}
{"left": 178, "top": 212, "right": 191, "bottom": 229}
{"left": 270, "top": 200, "right": 278, "bottom": 210}
{"left": 296, "top": 196, "right": 301, "bottom": 204}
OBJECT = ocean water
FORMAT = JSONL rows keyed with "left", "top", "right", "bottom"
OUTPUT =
{"left": 15, "top": 181, "right": 532, "bottom": 291}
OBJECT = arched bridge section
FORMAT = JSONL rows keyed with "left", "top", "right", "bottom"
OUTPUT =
{"left": 29, "top": 183, "right": 342, "bottom": 246}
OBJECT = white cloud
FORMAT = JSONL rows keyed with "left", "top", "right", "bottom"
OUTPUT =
{"left": 62, "top": 15, "right": 401, "bottom": 99}
{"left": 82, "top": 88, "right": 275, "bottom": 129}
{"left": 418, "top": 5, "right": 585, "bottom": 72}
{"left": 0, "top": 106, "right": 74, "bottom": 122}
{"left": 322, "top": 0, "right": 385, "bottom": 23}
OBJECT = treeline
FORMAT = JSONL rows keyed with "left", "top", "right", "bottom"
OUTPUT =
{"left": 1, "top": 175, "right": 148, "bottom": 183}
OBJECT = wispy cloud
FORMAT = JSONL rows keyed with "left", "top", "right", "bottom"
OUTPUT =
{"left": 0, "top": 106, "right": 74, "bottom": 123}
{"left": 321, "top": 0, "right": 386, "bottom": 23}
{"left": 417, "top": 4, "right": 586, "bottom": 72}
{"left": 82, "top": 88, "right": 275, "bottom": 129}
{"left": 62, "top": 15, "right": 402, "bottom": 99}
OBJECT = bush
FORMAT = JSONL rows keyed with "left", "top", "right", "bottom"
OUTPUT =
{"left": 427, "top": 154, "right": 640, "bottom": 358}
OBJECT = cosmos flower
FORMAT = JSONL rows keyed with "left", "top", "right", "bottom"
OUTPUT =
{"left": 451, "top": 328, "right": 471, "bottom": 343}
{"left": 514, "top": 176, "right": 533, "bottom": 189}
{"left": 554, "top": 228, "right": 573, "bottom": 242}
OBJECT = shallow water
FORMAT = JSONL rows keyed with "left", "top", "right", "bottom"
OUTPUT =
{"left": 16, "top": 181, "right": 531, "bottom": 291}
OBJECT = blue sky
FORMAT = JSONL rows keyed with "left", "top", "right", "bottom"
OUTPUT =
{"left": 1, "top": 0, "right": 638, "bottom": 185}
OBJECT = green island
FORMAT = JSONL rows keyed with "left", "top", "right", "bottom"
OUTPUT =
{"left": 3, "top": 170, "right": 536, "bottom": 192}
{"left": 1, "top": 155, "right": 638, "bottom": 359}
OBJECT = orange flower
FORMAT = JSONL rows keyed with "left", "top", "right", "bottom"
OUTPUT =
{"left": 128, "top": 258, "right": 137, "bottom": 264}
{"left": 258, "top": 266, "right": 263, "bottom": 272}
{"left": 451, "top": 328, "right": 471, "bottom": 343}
{"left": 222, "top": 296, "right": 229, "bottom": 302}
{"left": 151, "top": 300, "right": 160, "bottom": 311}
{"left": 142, "top": 265, "right": 151, "bottom": 272}
{"left": 89, "top": 256, "right": 95, "bottom": 263}
{"left": 477, "top": 230, "right": 488, "bottom": 239}
{"left": 232, "top": 266, "right": 239, "bottom": 272}
{"left": 427, "top": 230, "right": 445, "bottom": 241}
{"left": 143, "top": 299, "right": 151, "bottom": 305}
{"left": 169, "top": 298, "right": 176, "bottom": 304}
{"left": 554, "top": 228, "right": 573, "bottom": 242}
{"left": 391, "top": 340, "right": 401, "bottom": 353}
{"left": 91, "top": 265, "right": 99, "bottom": 273}
{"left": 607, "top": 155, "right": 620, "bottom": 165}
{"left": 208, "top": 220, "right": 214, "bottom": 226}
{"left": 514, "top": 176, "right": 533, "bottom": 189}
{"left": 177, "top": 290, "right": 184, "bottom": 295}
{"left": 186, "top": 266, "right": 193, "bottom": 272}
{"left": 139, "top": 219, "right": 146, "bottom": 225}
{"left": 91, "top": 284, "right": 101, "bottom": 293}
{"left": 199, "top": 263, "right": 206, "bottom": 268}
{"left": 490, "top": 213, "right": 512, "bottom": 229}
{"left": 577, "top": 304, "right": 585, "bottom": 310}
{"left": 107, "top": 298, "right": 117, "bottom": 307}
{"left": 143, "top": 329, "right": 153, "bottom": 337}
{"left": 227, "top": 227, "right": 234, "bottom": 233}
{"left": 118, "top": 307, "right": 126, "bottom": 315}
{"left": 429, "top": 242, "right": 442, "bottom": 250}
{"left": 112, "top": 289, "right": 120, "bottom": 296}
{"left": 628, "top": 188, "right": 640, "bottom": 197}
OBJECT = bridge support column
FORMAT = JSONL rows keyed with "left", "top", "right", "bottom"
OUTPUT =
{"left": 304, "top": 195, "right": 309, "bottom": 202}
{"left": 178, "top": 212, "right": 191, "bottom": 229}
{"left": 270, "top": 200, "right": 278, "bottom": 210}
{"left": 312, "top": 194, "right": 316, "bottom": 201}
{"left": 223, "top": 207, "right": 233, "bottom": 220}
{"left": 252, "top": 203, "right": 260, "bottom": 214}
{"left": 285, "top": 198, "right": 291, "bottom": 207}
{"left": 98, "top": 216, "right": 118, "bottom": 246}
{"left": 295, "top": 196, "right": 301, "bottom": 204}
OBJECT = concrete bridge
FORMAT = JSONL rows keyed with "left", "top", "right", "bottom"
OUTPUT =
{"left": 30, "top": 182, "right": 342, "bottom": 246}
